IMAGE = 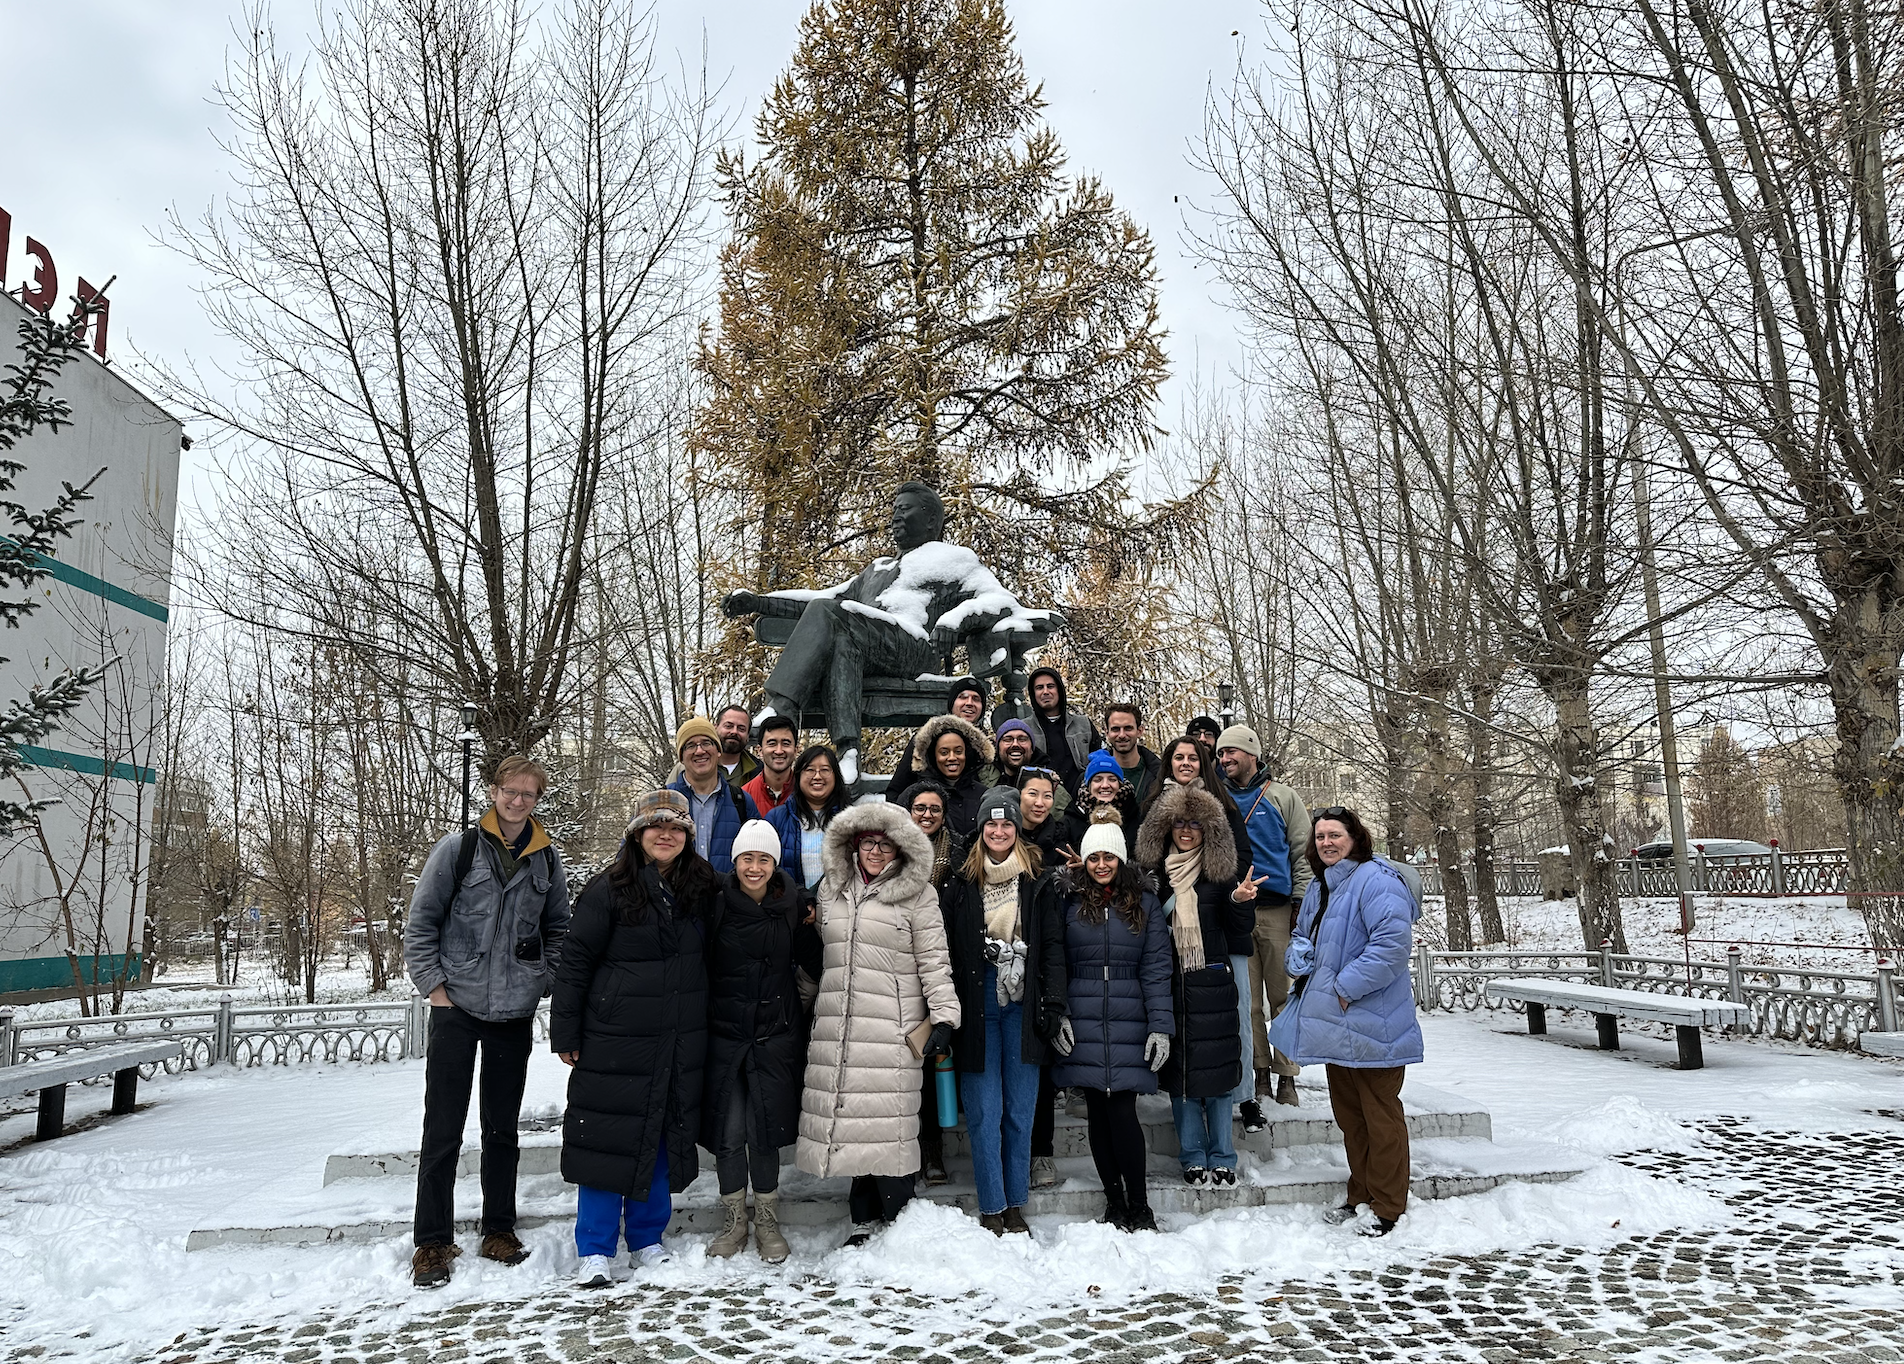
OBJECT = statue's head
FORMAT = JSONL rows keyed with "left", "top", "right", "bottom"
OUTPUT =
{"left": 890, "top": 482, "right": 946, "bottom": 553}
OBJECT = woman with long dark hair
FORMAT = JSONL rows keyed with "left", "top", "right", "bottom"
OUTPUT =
{"left": 1275, "top": 805, "right": 1423, "bottom": 1237}
{"left": 1050, "top": 810, "right": 1173, "bottom": 1232}
{"left": 552, "top": 789, "right": 716, "bottom": 1286}
{"left": 701, "top": 820, "right": 818, "bottom": 1264}
{"left": 766, "top": 745, "right": 850, "bottom": 888}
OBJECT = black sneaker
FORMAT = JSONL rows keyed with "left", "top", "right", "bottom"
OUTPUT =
{"left": 1182, "top": 1165, "right": 1210, "bottom": 1186}
{"left": 1358, "top": 1215, "right": 1399, "bottom": 1238}
{"left": 1239, "top": 1100, "right": 1269, "bottom": 1133}
{"left": 1208, "top": 1167, "right": 1237, "bottom": 1187}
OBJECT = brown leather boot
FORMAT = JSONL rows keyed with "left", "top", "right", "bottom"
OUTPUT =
{"left": 978, "top": 1212, "right": 1007, "bottom": 1236}
{"left": 479, "top": 1230, "right": 529, "bottom": 1266}
{"left": 411, "top": 1242, "right": 460, "bottom": 1288}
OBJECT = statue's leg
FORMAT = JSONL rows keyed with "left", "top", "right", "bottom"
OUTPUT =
{"left": 829, "top": 612, "right": 939, "bottom": 748}
{"left": 761, "top": 601, "right": 839, "bottom": 720}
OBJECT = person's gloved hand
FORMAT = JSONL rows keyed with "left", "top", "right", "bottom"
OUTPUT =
{"left": 1144, "top": 1032, "right": 1171, "bottom": 1072}
{"left": 924, "top": 1022, "right": 954, "bottom": 1059}
{"left": 1053, "top": 1017, "right": 1075, "bottom": 1057}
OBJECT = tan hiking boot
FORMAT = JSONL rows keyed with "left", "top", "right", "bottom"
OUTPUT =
{"left": 1276, "top": 1074, "right": 1300, "bottom": 1107}
{"left": 479, "top": 1230, "right": 529, "bottom": 1266}
{"left": 411, "top": 1241, "right": 460, "bottom": 1289}
{"left": 707, "top": 1190, "right": 750, "bottom": 1258}
{"left": 753, "top": 1190, "right": 790, "bottom": 1264}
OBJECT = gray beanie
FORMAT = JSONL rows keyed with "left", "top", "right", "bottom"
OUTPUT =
{"left": 976, "top": 785, "right": 1023, "bottom": 832}
{"left": 1216, "top": 724, "right": 1262, "bottom": 758}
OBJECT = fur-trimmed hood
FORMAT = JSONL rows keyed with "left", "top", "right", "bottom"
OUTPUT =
{"left": 910, "top": 713, "right": 995, "bottom": 775}
{"left": 1135, "top": 781, "right": 1238, "bottom": 882}
{"left": 820, "top": 800, "right": 936, "bottom": 901}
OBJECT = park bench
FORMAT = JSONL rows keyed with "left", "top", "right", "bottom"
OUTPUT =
{"left": 0, "top": 1040, "right": 184, "bottom": 1141}
{"left": 753, "top": 611, "right": 1065, "bottom": 730}
{"left": 1484, "top": 978, "right": 1748, "bottom": 1070}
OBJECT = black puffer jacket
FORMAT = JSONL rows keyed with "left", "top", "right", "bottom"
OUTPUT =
{"left": 551, "top": 862, "right": 711, "bottom": 1196}
{"left": 939, "top": 863, "right": 1067, "bottom": 1072}
{"left": 1051, "top": 882, "right": 1174, "bottom": 1094}
{"left": 1137, "top": 784, "right": 1251, "bottom": 1099}
{"left": 700, "top": 874, "right": 820, "bottom": 1157}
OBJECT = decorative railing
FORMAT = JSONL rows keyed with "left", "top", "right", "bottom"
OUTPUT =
{"left": 0, "top": 995, "right": 558, "bottom": 1078}
{"left": 1420, "top": 846, "right": 1852, "bottom": 899}
{"left": 1413, "top": 943, "right": 1900, "bottom": 1049}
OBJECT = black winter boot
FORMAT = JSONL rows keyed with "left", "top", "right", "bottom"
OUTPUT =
{"left": 1098, "top": 1187, "right": 1129, "bottom": 1231}
{"left": 1124, "top": 1202, "right": 1159, "bottom": 1233}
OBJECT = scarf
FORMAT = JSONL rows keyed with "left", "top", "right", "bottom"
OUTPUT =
{"left": 982, "top": 846, "right": 1029, "bottom": 941}
{"left": 1165, "top": 845, "right": 1206, "bottom": 971}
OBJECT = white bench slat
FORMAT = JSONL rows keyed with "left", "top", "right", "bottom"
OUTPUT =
{"left": 0, "top": 1041, "right": 184, "bottom": 1098}
{"left": 1484, "top": 978, "right": 1749, "bottom": 1029}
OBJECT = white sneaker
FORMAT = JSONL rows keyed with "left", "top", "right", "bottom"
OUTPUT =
{"left": 629, "top": 1243, "right": 671, "bottom": 1271}
{"left": 576, "top": 1253, "right": 614, "bottom": 1288}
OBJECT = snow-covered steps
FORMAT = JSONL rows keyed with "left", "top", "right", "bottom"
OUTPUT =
{"left": 185, "top": 1135, "right": 1587, "bottom": 1249}
{"left": 315, "top": 1078, "right": 1490, "bottom": 1186}
{"left": 1859, "top": 1031, "right": 1904, "bottom": 1057}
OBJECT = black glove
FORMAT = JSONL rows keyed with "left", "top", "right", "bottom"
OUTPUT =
{"left": 1037, "top": 1002, "right": 1066, "bottom": 1043}
{"left": 924, "top": 1022, "right": 954, "bottom": 1059}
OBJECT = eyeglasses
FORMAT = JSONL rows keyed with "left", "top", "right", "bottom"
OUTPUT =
{"left": 681, "top": 739, "right": 719, "bottom": 755}
{"left": 1171, "top": 821, "right": 1202, "bottom": 833}
{"left": 1020, "top": 766, "right": 1059, "bottom": 780}
{"left": 496, "top": 787, "right": 541, "bottom": 804}
{"left": 909, "top": 803, "right": 943, "bottom": 816}
{"left": 857, "top": 837, "right": 898, "bottom": 855}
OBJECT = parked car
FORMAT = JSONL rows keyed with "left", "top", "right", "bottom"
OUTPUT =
{"left": 1632, "top": 838, "right": 1773, "bottom": 860}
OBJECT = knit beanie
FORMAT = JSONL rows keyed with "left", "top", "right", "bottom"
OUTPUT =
{"left": 946, "top": 675, "right": 988, "bottom": 711}
{"left": 1216, "top": 724, "right": 1262, "bottom": 758}
{"left": 1082, "top": 748, "right": 1124, "bottom": 786}
{"left": 730, "top": 819, "right": 781, "bottom": 865}
{"left": 674, "top": 715, "right": 721, "bottom": 756}
{"left": 977, "top": 786, "right": 1022, "bottom": 832}
{"left": 994, "top": 718, "right": 1034, "bottom": 745}
{"left": 1078, "top": 807, "right": 1127, "bottom": 863}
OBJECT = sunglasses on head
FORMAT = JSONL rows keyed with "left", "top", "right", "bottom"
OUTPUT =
{"left": 1313, "top": 806, "right": 1351, "bottom": 822}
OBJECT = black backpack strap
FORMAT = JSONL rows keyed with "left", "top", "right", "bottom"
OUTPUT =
{"left": 448, "top": 825, "right": 481, "bottom": 905}
{"left": 731, "top": 784, "right": 748, "bottom": 823}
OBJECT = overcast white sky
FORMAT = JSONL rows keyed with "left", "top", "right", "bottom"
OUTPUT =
{"left": 2, "top": 1, "right": 1269, "bottom": 493}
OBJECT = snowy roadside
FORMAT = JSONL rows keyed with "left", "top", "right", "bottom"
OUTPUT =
{"left": 13, "top": 1010, "right": 1892, "bottom": 1361}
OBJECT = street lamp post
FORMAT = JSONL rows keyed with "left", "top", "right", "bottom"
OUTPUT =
{"left": 459, "top": 701, "right": 480, "bottom": 830}
{"left": 1217, "top": 681, "right": 1235, "bottom": 730}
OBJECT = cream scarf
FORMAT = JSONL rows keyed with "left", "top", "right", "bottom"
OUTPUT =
{"left": 982, "top": 845, "right": 1029, "bottom": 941}
{"left": 1165, "top": 845, "right": 1206, "bottom": 970}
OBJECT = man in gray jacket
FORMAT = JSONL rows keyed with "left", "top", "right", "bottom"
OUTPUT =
{"left": 404, "top": 755, "right": 570, "bottom": 1289}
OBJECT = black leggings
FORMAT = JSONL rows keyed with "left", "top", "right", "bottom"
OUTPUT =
{"left": 714, "top": 1069, "right": 780, "bottom": 1196}
{"left": 1083, "top": 1088, "right": 1148, "bottom": 1209}
{"left": 1031, "top": 1065, "right": 1055, "bottom": 1159}
{"left": 848, "top": 1173, "right": 914, "bottom": 1224}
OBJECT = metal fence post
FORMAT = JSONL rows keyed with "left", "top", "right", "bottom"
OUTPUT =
{"left": 1415, "top": 944, "right": 1435, "bottom": 1010}
{"left": 1600, "top": 939, "right": 1616, "bottom": 988}
{"left": 1726, "top": 945, "right": 1745, "bottom": 1004}
{"left": 1768, "top": 841, "right": 1785, "bottom": 896}
{"left": 215, "top": 993, "right": 234, "bottom": 1065}
{"left": 1878, "top": 959, "right": 1899, "bottom": 1034}
{"left": 1694, "top": 845, "right": 1709, "bottom": 892}
{"left": 406, "top": 992, "right": 427, "bottom": 1057}
{"left": 0, "top": 1010, "right": 13, "bottom": 1067}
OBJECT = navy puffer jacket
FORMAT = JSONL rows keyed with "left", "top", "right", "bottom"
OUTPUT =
{"left": 1051, "top": 881, "right": 1174, "bottom": 1094}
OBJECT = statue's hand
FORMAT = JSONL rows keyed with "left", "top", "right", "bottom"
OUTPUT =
{"left": 723, "top": 590, "right": 761, "bottom": 617}
{"left": 931, "top": 622, "right": 961, "bottom": 649}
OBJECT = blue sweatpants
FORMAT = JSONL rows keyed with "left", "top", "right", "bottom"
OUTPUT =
{"left": 575, "top": 1143, "right": 671, "bottom": 1256}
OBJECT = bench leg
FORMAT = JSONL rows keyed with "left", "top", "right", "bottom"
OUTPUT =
{"left": 35, "top": 1084, "right": 66, "bottom": 1141}
{"left": 1526, "top": 1001, "right": 1547, "bottom": 1036}
{"left": 1676, "top": 1025, "right": 1704, "bottom": 1070}
{"left": 1594, "top": 1013, "right": 1620, "bottom": 1050}
{"left": 112, "top": 1066, "right": 139, "bottom": 1114}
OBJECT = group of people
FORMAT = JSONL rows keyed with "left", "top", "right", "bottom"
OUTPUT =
{"left": 401, "top": 673, "right": 1425, "bottom": 1290}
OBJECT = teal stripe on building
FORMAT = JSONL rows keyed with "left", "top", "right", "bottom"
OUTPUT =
{"left": 16, "top": 745, "right": 156, "bottom": 785}
{"left": 0, "top": 953, "right": 142, "bottom": 994}
{"left": 3, "top": 538, "right": 169, "bottom": 622}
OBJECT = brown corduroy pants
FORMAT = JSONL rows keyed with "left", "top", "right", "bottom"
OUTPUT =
{"left": 1325, "top": 1063, "right": 1409, "bottom": 1220}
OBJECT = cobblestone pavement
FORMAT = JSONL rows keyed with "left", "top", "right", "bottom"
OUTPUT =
{"left": 90, "top": 1116, "right": 1904, "bottom": 1364}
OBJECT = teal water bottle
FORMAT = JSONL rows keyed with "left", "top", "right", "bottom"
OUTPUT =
{"left": 934, "top": 1054, "right": 958, "bottom": 1128}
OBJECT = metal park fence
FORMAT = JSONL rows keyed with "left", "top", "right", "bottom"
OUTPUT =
{"left": 1420, "top": 846, "right": 1852, "bottom": 900}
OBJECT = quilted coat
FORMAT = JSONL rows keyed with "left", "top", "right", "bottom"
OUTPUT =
{"left": 796, "top": 802, "right": 962, "bottom": 1178}
{"left": 1051, "top": 877, "right": 1174, "bottom": 1095}
{"left": 1286, "top": 857, "right": 1424, "bottom": 1068}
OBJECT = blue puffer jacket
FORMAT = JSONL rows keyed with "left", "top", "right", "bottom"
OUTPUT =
{"left": 667, "top": 775, "right": 759, "bottom": 873}
{"left": 1052, "top": 884, "right": 1174, "bottom": 1094}
{"left": 1287, "top": 857, "right": 1424, "bottom": 1068}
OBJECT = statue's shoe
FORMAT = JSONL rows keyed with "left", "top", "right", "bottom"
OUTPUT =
{"left": 839, "top": 745, "right": 860, "bottom": 786}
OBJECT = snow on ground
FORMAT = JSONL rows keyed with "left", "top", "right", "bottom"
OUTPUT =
{"left": 1427, "top": 892, "right": 1873, "bottom": 968}
{"left": 10, "top": 1011, "right": 1897, "bottom": 1362}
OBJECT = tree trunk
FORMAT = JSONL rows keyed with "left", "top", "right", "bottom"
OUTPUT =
{"left": 1421, "top": 688, "right": 1473, "bottom": 951}
{"left": 1552, "top": 673, "right": 1626, "bottom": 952}
{"left": 1825, "top": 589, "right": 1904, "bottom": 951}
{"left": 1375, "top": 702, "right": 1412, "bottom": 860}
{"left": 1467, "top": 690, "right": 1505, "bottom": 945}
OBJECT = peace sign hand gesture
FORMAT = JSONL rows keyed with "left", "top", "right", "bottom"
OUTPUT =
{"left": 1232, "top": 864, "right": 1270, "bottom": 903}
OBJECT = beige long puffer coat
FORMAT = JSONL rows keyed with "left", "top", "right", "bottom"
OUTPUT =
{"left": 796, "top": 801, "right": 962, "bottom": 1179}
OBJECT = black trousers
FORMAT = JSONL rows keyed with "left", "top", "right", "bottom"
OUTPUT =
{"left": 714, "top": 1068, "right": 781, "bottom": 1196}
{"left": 849, "top": 1173, "right": 915, "bottom": 1225}
{"left": 1031, "top": 1065, "right": 1055, "bottom": 1159}
{"left": 1083, "top": 1088, "right": 1148, "bottom": 1209}
{"left": 414, "top": 1005, "right": 534, "bottom": 1247}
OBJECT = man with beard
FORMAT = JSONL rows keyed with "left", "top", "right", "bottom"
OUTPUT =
{"left": 715, "top": 705, "right": 761, "bottom": 788}
{"left": 1027, "top": 666, "right": 1101, "bottom": 799}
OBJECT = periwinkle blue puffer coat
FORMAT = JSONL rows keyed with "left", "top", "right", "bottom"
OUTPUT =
{"left": 1052, "top": 883, "right": 1174, "bottom": 1093}
{"left": 1287, "top": 857, "right": 1424, "bottom": 1068}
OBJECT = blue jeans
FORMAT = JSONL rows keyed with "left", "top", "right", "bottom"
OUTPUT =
{"left": 575, "top": 1142, "right": 671, "bottom": 1255}
{"left": 1171, "top": 1094, "right": 1236, "bottom": 1171}
{"left": 959, "top": 966, "right": 1040, "bottom": 1215}
{"left": 1229, "top": 953, "right": 1255, "bottom": 1104}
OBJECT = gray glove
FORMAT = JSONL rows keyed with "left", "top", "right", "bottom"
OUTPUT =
{"left": 1053, "top": 1017, "right": 1075, "bottom": 1057}
{"left": 1144, "top": 1032, "right": 1171, "bottom": 1072}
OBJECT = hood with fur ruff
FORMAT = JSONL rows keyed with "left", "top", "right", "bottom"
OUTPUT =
{"left": 1135, "top": 782, "right": 1238, "bottom": 882}
{"left": 910, "top": 713, "right": 995, "bottom": 774}
{"left": 820, "top": 800, "right": 936, "bottom": 902}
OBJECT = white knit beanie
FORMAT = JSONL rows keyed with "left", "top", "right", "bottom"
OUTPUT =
{"left": 1078, "top": 820, "right": 1127, "bottom": 863}
{"left": 730, "top": 818, "right": 782, "bottom": 865}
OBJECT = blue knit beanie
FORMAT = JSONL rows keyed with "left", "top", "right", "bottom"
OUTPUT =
{"left": 1083, "top": 749, "right": 1123, "bottom": 786}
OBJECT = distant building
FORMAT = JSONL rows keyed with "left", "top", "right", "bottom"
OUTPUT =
{"left": 0, "top": 290, "right": 182, "bottom": 995}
